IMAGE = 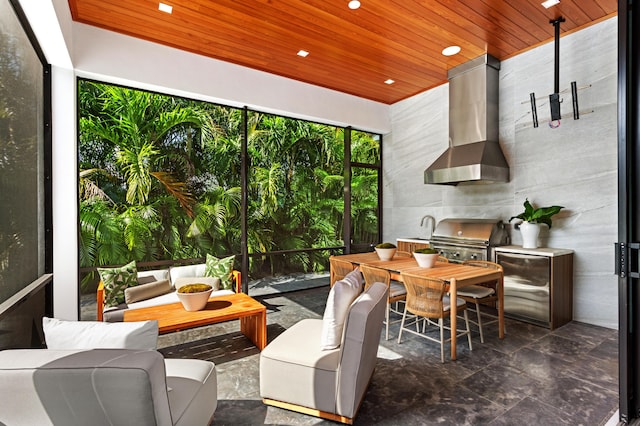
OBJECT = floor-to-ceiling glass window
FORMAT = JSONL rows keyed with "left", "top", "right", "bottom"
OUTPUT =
{"left": 77, "top": 80, "right": 381, "bottom": 319}
{"left": 245, "top": 112, "right": 345, "bottom": 294}
{"left": 349, "top": 131, "right": 381, "bottom": 253}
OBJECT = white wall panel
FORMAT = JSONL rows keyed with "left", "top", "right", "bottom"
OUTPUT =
{"left": 387, "top": 17, "right": 618, "bottom": 329}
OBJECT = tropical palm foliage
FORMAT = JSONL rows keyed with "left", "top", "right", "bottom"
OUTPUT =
{"left": 78, "top": 81, "right": 380, "bottom": 291}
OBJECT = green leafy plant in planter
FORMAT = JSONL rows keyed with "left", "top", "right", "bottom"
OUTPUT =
{"left": 413, "top": 247, "right": 439, "bottom": 267}
{"left": 177, "top": 283, "right": 213, "bottom": 293}
{"left": 414, "top": 248, "right": 437, "bottom": 254}
{"left": 375, "top": 242, "right": 396, "bottom": 249}
{"left": 374, "top": 242, "right": 397, "bottom": 261}
{"left": 509, "top": 199, "right": 564, "bottom": 228}
{"left": 510, "top": 199, "right": 564, "bottom": 249}
{"left": 177, "top": 283, "right": 214, "bottom": 311}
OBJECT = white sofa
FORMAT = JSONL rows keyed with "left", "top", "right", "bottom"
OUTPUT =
{"left": 97, "top": 263, "right": 241, "bottom": 321}
{"left": 0, "top": 348, "right": 217, "bottom": 426}
{"left": 260, "top": 281, "right": 388, "bottom": 424}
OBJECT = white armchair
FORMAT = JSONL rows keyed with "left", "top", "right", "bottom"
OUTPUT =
{"left": 260, "top": 281, "right": 388, "bottom": 424}
{"left": 0, "top": 348, "right": 217, "bottom": 426}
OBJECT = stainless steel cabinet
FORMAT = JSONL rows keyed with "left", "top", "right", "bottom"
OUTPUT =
{"left": 495, "top": 246, "right": 573, "bottom": 330}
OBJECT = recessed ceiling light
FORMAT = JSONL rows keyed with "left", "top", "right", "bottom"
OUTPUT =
{"left": 384, "top": 79, "right": 395, "bottom": 85}
{"left": 297, "top": 50, "right": 309, "bottom": 57}
{"left": 158, "top": 3, "right": 173, "bottom": 13}
{"left": 541, "top": 0, "right": 560, "bottom": 8}
{"left": 441, "top": 45, "right": 461, "bottom": 56}
{"left": 348, "top": 0, "right": 361, "bottom": 10}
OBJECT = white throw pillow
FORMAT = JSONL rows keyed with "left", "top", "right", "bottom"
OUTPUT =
{"left": 169, "top": 263, "right": 206, "bottom": 284}
{"left": 320, "top": 268, "right": 363, "bottom": 350}
{"left": 137, "top": 268, "right": 170, "bottom": 284}
{"left": 42, "top": 317, "right": 158, "bottom": 350}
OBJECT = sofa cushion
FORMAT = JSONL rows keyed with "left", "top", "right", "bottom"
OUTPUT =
{"left": 43, "top": 317, "right": 158, "bottom": 350}
{"left": 320, "top": 268, "right": 363, "bottom": 350}
{"left": 173, "top": 276, "right": 221, "bottom": 292}
{"left": 137, "top": 269, "right": 170, "bottom": 284}
{"left": 205, "top": 254, "right": 235, "bottom": 290}
{"left": 124, "top": 279, "right": 172, "bottom": 304}
{"left": 98, "top": 260, "right": 139, "bottom": 308}
{"left": 169, "top": 263, "right": 206, "bottom": 284}
{"left": 165, "top": 358, "right": 218, "bottom": 426}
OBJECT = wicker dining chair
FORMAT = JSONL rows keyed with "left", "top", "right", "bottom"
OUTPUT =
{"left": 360, "top": 264, "right": 407, "bottom": 340}
{"left": 329, "top": 256, "right": 355, "bottom": 287}
{"left": 457, "top": 260, "right": 503, "bottom": 343}
{"left": 397, "top": 272, "right": 472, "bottom": 363}
{"left": 437, "top": 255, "right": 449, "bottom": 263}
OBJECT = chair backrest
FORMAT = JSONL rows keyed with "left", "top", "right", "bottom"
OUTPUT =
{"left": 396, "top": 250, "right": 412, "bottom": 257}
{"left": 329, "top": 256, "right": 355, "bottom": 287}
{"left": 462, "top": 260, "right": 502, "bottom": 271}
{"left": 401, "top": 273, "right": 448, "bottom": 319}
{"left": 336, "top": 281, "right": 388, "bottom": 419}
{"left": 0, "top": 349, "right": 172, "bottom": 426}
{"left": 437, "top": 255, "right": 449, "bottom": 263}
{"left": 462, "top": 260, "right": 502, "bottom": 288}
{"left": 359, "top": 264, "right": 390, "bottom": 291}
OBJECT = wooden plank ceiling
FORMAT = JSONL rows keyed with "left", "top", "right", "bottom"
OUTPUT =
{"left": 67, "top": 0, "right": 616, "bottom": 104}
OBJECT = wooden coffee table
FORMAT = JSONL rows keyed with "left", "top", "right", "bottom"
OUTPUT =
{"left": 124, "top": 293, "right": 267, "bottom": 350}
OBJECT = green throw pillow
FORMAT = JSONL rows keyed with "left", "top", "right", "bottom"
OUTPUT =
{"left": 98, "top": 261, "right": 138, "bottom": 308}
{"left": 205, "top": 254, "right": 235, "bottom": 290}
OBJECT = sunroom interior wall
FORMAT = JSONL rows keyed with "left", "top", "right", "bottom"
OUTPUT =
{"left": 385, "top": 17, "right": 618, "bottom": 329}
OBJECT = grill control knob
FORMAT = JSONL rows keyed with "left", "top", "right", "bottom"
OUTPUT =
{"left": 453, "top": 252, "right": 460, "bottom": 258}
{"left": 470, "top": 253, "right": 478, "bottom": 260}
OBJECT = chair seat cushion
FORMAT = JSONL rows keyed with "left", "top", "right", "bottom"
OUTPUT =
{"left": 261, "top": 319, "right": 340, "bottom": 413}
{"left": 457, "top": 285, "right": 495, "bottom": 299}
{"left": 389, "top": 281, "right": 407, "bottom": 298}
{"left": 263, "top": 319, "right": 341, "bottom": 371}
{"left": 442, "top": 296, "right": 467, "bottom": 312}
{"left": 165, "top": 358, "right": 217, "bottom": 426}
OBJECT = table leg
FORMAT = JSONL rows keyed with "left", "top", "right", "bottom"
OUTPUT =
{"left": 240, "top": 308, "right": 267, "bottom": 350}
{"left": 498, "top": 274, "right": 505, "bottom": 339}
{"left": 450, "top": 278, "right": 457, "bottom": 361}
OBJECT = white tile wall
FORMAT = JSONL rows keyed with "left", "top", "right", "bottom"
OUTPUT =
{"left": 385, "top": 17, "right": 618, "bottom": 329}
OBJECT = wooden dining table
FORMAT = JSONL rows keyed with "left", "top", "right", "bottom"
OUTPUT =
{"left": 332, "top": 252, "right": 504, "bottom": 360}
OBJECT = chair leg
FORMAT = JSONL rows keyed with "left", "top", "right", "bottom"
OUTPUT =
{"left": 439, "top": 318, "right": 445, "bottom": 363}
{"left": 475, "top": 300, "right": 484, "bottom": 343}
{"left": 397, "top": 307, "right": 408, "bottom": 344}
{"left": 385, "top": 303, "right": 390, "bottom": 340}
{"left": 464, "top": 310, "right": 473, "bottom": 351}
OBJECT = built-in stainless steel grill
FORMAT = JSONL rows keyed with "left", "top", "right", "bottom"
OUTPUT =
{"left": 429, "top": 218, "right": 509, "bottom": 263}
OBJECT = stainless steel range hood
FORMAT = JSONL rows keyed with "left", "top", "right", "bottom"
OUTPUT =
{"left": 424, "top": 54, "right": 510, "bottom": 185}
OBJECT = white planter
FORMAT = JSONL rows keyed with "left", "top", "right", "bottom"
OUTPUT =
{"left": 413, "top": 252, "right": 439, "bottom": 268}
{"left": 375, "top": 247, "right": 396, "bottom": 261}
{"left": 177, "top": 288, "right": 213, "bottom": 311}
{"left": 520, "top": 221, "right": 541, "bottom": 249}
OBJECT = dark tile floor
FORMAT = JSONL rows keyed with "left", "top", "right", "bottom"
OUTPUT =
{"left": 158, "top": 286, "right": 619, "bottom": 426}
